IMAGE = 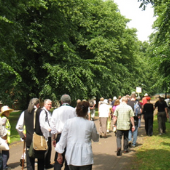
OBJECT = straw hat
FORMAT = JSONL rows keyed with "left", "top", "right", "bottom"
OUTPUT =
{"left": 1, "top": 105, "right": 14, "bottom": 116}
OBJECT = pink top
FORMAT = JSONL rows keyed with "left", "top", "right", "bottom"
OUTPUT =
{"left": 112, "top": 105, "right": 117, "bottom": 112}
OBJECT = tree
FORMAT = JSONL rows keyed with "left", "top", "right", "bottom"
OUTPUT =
{"left": 0, "top": 0, "right": 151, "bottom": 108}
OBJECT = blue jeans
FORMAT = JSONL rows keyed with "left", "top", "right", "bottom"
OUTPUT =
{"left": 138, "top": 118, "right": 141, "bottom": 127}
{"left": 2, "top": 150, "right": 9, "bottom": 169}
{"left": 128, "top": 125, "right": 138, "bottom": 146}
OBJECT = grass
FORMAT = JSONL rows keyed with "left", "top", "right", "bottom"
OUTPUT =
{"left": 132, "top": 116, "right": 170, "bottom": 170}
{"left": 8, "top": 110, "right": 22, "bottom": 143}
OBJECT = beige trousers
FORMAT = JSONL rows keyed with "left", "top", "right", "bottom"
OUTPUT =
{"left": 99, "top": 117, "right": 107, "bottom": 135}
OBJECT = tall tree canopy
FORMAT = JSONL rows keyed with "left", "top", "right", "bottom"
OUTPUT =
{"left": 0, "top": 0, "right": 152, "bottom": 108}
{"left": 139, "top": 0, "right": 170, "bottom": 94}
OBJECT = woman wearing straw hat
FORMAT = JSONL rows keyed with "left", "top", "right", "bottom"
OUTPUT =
{"left": 0, "top": 105, "right": 13, "bottom": 170}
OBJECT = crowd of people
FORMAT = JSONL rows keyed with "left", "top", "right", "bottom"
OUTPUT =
{"left": 0, "top": 92, "right": 169, "bottom": 169}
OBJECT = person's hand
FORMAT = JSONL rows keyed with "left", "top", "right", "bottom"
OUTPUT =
{"left": 48, "top": 128, "right": 51, "bottom": 132}
{"left": 53, "top": 140, "right": 56, "bottom": 147}
{"left": 22, "top": 135, "right": 26, "bottom": 141}
{"left": 132, "top": 126, "right": 135, "bottom": 132}
{"left": 57, "top": 153, "right": 63, "bottom": 164}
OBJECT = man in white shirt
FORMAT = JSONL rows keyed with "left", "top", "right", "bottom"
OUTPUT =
{"left": 39, "top": 99, "right": 53, "bottom": 169}
{"left": 98, "top": 99, "right": 110, "bottom": 138}
{"left": 51, "top": 94, "right": 76, "bottom": 170}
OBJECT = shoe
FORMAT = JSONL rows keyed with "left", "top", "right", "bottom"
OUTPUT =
{"left": 45, "top": 164, "right": 54, "bottom": 169}
{"left": 124, "top": 150, "right": 129, "bottom": 153}
{"left": 4, "top": 166, "right": 11, "bottom": 170}
{"left": 103, "top": 135, "right": 107, "bottom": 138}
{"left": 131, "top": 145, "right": 135, "bottom": 148}
{"left": 100, "top": 135, "right": 102, "bottom": 138}
{"left": 128, "top": 142, "right": 132, "bottom": 147}
{"left": 117, "top": 148, "right": 121, "bottom": 156}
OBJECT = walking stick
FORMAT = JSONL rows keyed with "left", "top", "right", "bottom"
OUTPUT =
{"left": 22, "top": 140, "right": 26, "bottom": 170}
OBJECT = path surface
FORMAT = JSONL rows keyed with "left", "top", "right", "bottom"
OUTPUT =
{"left": 8, "top": 117, "right": 146, "bottom": 170}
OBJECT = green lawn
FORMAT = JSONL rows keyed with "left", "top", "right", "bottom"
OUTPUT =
{"left": 133, "top": 116, "right": 170, "bottom": 170}
{"left": 9, "top": 111, "right": 22, "bottom": 143}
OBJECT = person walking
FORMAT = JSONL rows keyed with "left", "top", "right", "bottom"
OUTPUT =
{"left": 127, "top": 93, "right": 142, "bottom": 147}
{"left": 113, "top": 96, "right": 135, "bottom": 156}
{"left": 0, "top": 105, "right": 13, "bottom": 170}
{"left": 142, "top": 93, "right": 148, "bottom": 106}
{"left": 112, "top": 99, "right": 120, "bottom": 134}
{"left": 155, "top": 95, "right": 168, "bottom": 135}
{"left": 142, "top": 97, "right": 154, "bottom": 136}
{"left": 89, "top": 97, "right": 96, "bottom": 121}
{"left": 51, "top": 94, "right": 76, "bottom": 170}
{"left": 98, "top": 99, "right": 110, "bottom": 138}
{"left": 55, "top": 101, "right": 99, "bottom": 170}
{"left": 16, "top": 98, "right": 45, "bottom": 170}
{"left": 39, "top": 99, "right": 53, "bottom": 169}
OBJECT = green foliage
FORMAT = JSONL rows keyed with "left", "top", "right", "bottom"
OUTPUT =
{"left": 0, "top": 0, "right": 152, "bottom": 107}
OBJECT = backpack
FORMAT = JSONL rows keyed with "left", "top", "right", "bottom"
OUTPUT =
{"left": 134, "top": 102, "right": 140, "bottom": 116}
{"left": 0, "top": 117, "right": 6, "bottom": 137}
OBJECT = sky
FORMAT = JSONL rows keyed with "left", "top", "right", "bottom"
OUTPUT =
{"left": 113, "top": 0, "right": 156, "bottom": 42}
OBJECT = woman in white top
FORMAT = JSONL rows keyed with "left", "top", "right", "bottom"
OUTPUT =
{"left": 55, "top": 101, "right": 99, "bottom": 170}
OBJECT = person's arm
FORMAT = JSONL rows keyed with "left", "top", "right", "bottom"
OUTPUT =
{"left": 55, "top": 122, "right": 68, "bottom": 154}
{"left": 129, "top": 107, "right": 135, "bottom": 131}
{"left": 108, "top": 107, "right": 110, "bottom": 117}
{"left": 130, "top": 117, "right": 135, "bottom": 132}
{"left": 88, "top": 107, "right": 91, "bottom": 120}
{"left": 91, "top": 123, "right": 99, "bottom": 142}
{"left": 113, "top": 116, "right": 117, "bottom": 126}
{"left": 165, "top": 107, "right": 169, "bottom": 118}
{"left": 51, "top": 109, "right": 58, "bottom": 147}
{"left": 57, "top": 153, "right": 63, "bottom": 165}
{"left": 39, "top": 110, "right": 51, "bottom": 132}
{"left": 16, "top": 111, "right": 26, "bottom": 140}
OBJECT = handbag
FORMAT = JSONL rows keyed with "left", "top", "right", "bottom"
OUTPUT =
{"left": 0, "top": 138, "right": 9, "bottom": 151}
{"left": 29, "top": 142, "right": 45, "bottom": 159}
{"left": 33, "top": 132, "right": 48, "bottom": 151}
{"left": 33, "top": 109, "right": 48, "bottom": 151}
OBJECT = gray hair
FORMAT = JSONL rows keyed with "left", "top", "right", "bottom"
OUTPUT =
{"left": 60, "top": 94, "right": 71, "bottom": 104}
{"left": 44, "top": 99, "right": 52, "bottom": 105}
{"left": 121, "top": 96, "right": 128, "bottom": 102}
{"left": 28, "top": 98, "right": 40, "bottom": 113}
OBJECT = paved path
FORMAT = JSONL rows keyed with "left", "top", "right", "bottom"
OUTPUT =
{"left": 8, "top": 117, "right": 146, "bottom": 170}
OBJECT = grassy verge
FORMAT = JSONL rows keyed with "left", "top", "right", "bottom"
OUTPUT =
{"left": 132, "top": 116, "right": 170, "bottom": 170}
{"left": 9, "top": 111, "right": 22, "bottom": 143}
